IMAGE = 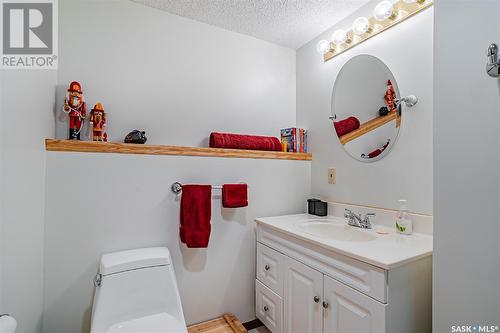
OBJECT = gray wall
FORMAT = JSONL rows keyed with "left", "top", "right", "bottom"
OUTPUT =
{"left": 55, "top": 0, "right": 296, "bottom": 145}
{"left": 433, "top": 0, "right": 500, "bottom": 331}
{"left": 43, "top": 153, "right": 310, "bottom": 333}
{"left": 0, "top": 70, "right": 57, "bottom": 333}
{"left": 0, "top": 62, "right": 3, "bottom": 317}
{"left": 296, "top": 0, "right": 433, "bottom": 214}
{"left": 42, "top": 1, "right": 304, "bottom": 333}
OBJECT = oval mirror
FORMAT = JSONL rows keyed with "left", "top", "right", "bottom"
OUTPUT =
{"left": 332, "top": 55, "right": 400, "bottom": 162}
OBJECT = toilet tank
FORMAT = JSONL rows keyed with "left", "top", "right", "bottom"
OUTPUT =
{"left": 90, "top": 247, "right": 186, "bottom": 333}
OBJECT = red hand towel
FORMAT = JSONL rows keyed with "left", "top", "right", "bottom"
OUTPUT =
{"left": 334, "top": 117, "right": 360, "bottom": 137}
{"left": 367, "top": 148, "right": 383, "bottom": 158}
{"left": 180, "top": 185, "right": 212, "bottom": 248}
{"left": 366, "top": 141, "right": 390, "bottom": 159}
{"left": 210, "top": 132, "right": 282, "bottom": 151}
{"left": 222, "top": 184, "right": 248, "bottom": 208}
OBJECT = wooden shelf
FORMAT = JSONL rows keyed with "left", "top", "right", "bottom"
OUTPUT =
{"left": 45, "top": 139, "right": 312, "bottom": 161}
{"left": 339, "top": 112, "right": 400, "bottom": 145}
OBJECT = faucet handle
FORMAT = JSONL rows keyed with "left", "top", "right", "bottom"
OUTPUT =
{"left": 363, "top": 213, "right": 376, "bottom": 227}
{"left": 364, "top": 213, "right": 376, "bottom": 220}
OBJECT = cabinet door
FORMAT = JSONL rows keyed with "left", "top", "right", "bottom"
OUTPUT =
{"left": 323, "top": 275, "right": 386, "bottom": 333}
{"left": 283, "top": 257, "right": 323, "bottom": 333}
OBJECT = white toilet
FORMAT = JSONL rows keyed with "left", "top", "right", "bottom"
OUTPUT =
{"left": 90, "top": 247, "right": 187, "bottom": 333}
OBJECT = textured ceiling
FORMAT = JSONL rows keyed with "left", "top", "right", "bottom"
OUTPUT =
{"left": 131, "top": 0, "right": 371, "bottom": 49}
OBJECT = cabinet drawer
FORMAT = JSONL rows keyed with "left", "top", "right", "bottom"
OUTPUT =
{"left": 257, "top": 243, "right": 285, "bottom": 296}
{"left": 256, "top": 279, "right": 282, "bottom": 333}
{"left": 257, "top": 226, "right": 387, "bottom": 303}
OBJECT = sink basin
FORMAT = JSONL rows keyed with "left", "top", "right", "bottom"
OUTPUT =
{"left": 297, "top": 220, "right": 377, "bottom": 242}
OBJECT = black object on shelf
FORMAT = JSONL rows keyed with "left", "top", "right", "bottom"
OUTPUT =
{"left": 124, "top": 130, "right": 147, "bottom": 144}
{"left": 307, "top": 199, "right": 328, "bottom": 216}
{"left": 378, "top": 106, "right": 389, "bottom": 117}
{"left": 307, "top": 199, "right": 320, "bottom": 214}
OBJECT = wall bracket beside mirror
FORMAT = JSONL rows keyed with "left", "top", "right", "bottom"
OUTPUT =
{"left": 331, "top": 55, "right": 418, "bottom": 162}
{"left": 486, "top": 43, "right": 500, "bottom": 77}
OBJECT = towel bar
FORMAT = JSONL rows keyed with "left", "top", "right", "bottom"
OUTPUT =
{"left": 171, "top": 182, "right": 224, "bottom": 195}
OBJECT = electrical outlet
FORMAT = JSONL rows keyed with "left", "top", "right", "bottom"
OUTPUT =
{"left": 328, "top": 168, "right": 336, "bottom": 184}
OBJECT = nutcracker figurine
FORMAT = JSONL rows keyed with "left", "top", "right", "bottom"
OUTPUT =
{"left": 89, "top": 102, "right": 107, "bottom": 142}
{"left": 384, "top": 79, "right": 397, "bottom": 113}
{"left": 63, "top": 81, "right": 86, "bottom": 140}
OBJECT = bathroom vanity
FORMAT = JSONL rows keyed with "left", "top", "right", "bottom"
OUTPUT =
{"left": 255, "top": 214, "right": 432, "bottom": 333}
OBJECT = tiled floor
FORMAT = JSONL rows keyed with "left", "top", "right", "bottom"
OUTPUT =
{"left": 249, "top": 326, "right": 271, "bottom": 333}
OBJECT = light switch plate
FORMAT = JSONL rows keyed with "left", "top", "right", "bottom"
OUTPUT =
{"left": 328, "top": 168, "right": 336, "bottom": 184}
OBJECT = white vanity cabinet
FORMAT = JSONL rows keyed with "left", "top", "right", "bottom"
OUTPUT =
{"left": 255, "top": 222, "right": 432, "bottom": 333}
{"left": 283, "top": 256, "right": 323, "bottom": 333}
{"left": 323, "top": 275, "right": 385, "bottom": 333}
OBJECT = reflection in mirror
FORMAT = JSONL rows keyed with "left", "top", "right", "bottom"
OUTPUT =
{"left": 331, "top": 55, "right": 401, "bottom": 162}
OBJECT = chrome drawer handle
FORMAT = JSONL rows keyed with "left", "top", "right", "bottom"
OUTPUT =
{"left": 314, "top": 296, "right": 320, "bottom": 303}
{"left": 264, "top": 265, "right": 270, "bottom": 271}
{"left": 263, "top": 306, "right": 269, "bottom": 312}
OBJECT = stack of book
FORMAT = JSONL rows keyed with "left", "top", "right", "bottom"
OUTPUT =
{"left": 280, "top": 128, "right": 308, "bottom": 153}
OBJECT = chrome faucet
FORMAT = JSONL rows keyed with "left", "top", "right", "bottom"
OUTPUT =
{"left": 344, "top": 209, "right": 375, "bottom": 229}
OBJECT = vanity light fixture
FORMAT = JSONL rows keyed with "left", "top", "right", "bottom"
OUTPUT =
{"left": 332, "top": 29, "right": 350, "bottom": 45}
{"left": 316, "top": 39, "right": 332, "bottom": 54}
{"left": 374, "top": 1, "right": 396, "bottom": 22}
{"left": 320, "top": 0, "right": 433, "bottom": 62}
{"left": 352, "top": 17, "right": 370, "bottom": 35}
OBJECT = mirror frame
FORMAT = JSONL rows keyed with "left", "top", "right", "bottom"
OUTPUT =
{"left": 331, "top": 54, "right": 401, "bottom": 163}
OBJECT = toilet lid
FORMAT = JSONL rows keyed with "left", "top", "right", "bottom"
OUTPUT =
{"left": 106, "top": 313, "right": 187, "bottom": 333}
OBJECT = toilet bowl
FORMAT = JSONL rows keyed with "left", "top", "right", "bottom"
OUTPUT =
{"left": 90, "top": 247, "right": 187, "bottom": 333}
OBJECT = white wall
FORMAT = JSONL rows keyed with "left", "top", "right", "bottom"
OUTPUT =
{"left": 0, "top": 64, "right": 3, "bottom": 317}
{"left": 43, "top": 153, "right": 310, "bottom": 333}
{"left": 41, "top": 1, "right": 304, "bottom": 332}
{"left": 433, "top": 0, "right": 500, "bottom": 331}
{"left": 297, "top": 1, "right": 433, "bottom": 214}
{"left": 55, "top": 0, "right": 296, "bottom": 145}
{"left": 0, "top": 70, "right": 57, "bottom": 333}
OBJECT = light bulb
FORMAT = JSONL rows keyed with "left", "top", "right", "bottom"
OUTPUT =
{"left": 316, "top": 40, "right": 331, "bottom": 54}
{"left": 374, "top": 1, "right": 394, "bottom": 21}
{"left": 352, "top": 17, "right": 370, "bottom": 35}
{"left": 331, "top": 29, "right": 348, "bottom": 45}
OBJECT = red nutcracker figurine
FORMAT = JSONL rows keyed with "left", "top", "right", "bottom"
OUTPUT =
{"left": 63, "top": 81, "right": 86, "bottom": 140}
{"left": 384, "top": 79, "right": 397, "bottom": 112}
{"left": 89, "top": 102, "right": 107, "bottom": 142}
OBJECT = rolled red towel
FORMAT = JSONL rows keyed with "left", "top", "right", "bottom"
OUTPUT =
{"left": 209, "top": 132, "right": 282, "bottom": 151}
{"left": 222, "top": 184, "right": 248, "bottom": 208}
{"left": 367, "top": 148, "right": 383, "bottom": 158}
{"left": 179, "top": 185, "right": 212, "bottom": 248}
{"left": 334, "top": 117, "right": 361, "bottom": 137}
{"left": 363, "top": 140, "right": 391, "bottom": 159}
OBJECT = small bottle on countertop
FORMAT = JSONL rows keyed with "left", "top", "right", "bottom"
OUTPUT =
{"left": 395, "top": 199, "right": 412, "bottom": 235}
